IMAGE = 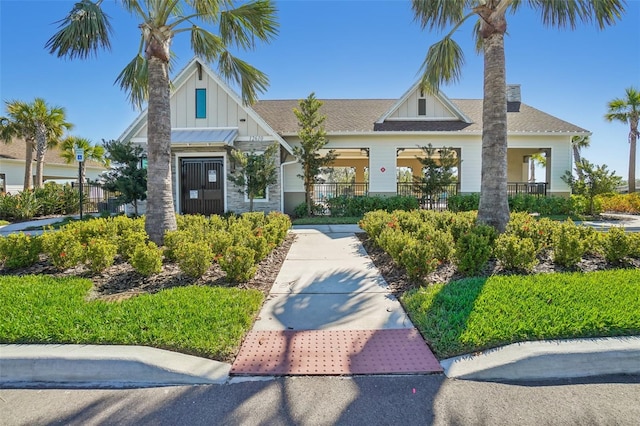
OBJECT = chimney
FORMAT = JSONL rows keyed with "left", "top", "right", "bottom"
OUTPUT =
{"left": 507, "top": 84, "right": 521, "bottom": 112}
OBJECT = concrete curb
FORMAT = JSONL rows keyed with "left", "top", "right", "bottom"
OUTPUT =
{"left": 441, "top": 336, "right": 640, "bottom": 381}
{"left": 0, "top": 344, "right": 231, "bottom": 387}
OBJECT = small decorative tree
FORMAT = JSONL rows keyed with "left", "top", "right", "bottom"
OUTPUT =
{"left": 293, "top": 93, "right": 337, "bottom": 216}
{"left": 100, "top": 139, "right": 147, "bottom": 216}
{"left": 416, "top": 144, "right": 458, "bottom": 209}
{"left": 562, "top": 159, "right": 623, "bottom": 215}
{"left": 228, "top": 142, "right": 279, "bottom": 212}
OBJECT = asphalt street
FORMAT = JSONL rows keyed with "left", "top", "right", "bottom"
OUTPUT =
{"left": 2, "top": 374, "right": 640, "bottom": 425}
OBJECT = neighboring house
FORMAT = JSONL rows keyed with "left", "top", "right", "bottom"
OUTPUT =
{"left": 0, "top": 139, "right": 106, "bottom": 194}
{"left": 119, "top": 57, "right": 589, "bottom": 216}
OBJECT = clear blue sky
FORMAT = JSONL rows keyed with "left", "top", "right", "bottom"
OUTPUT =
{"left": 1, "top": 0, "right": 639, "bottom": 180}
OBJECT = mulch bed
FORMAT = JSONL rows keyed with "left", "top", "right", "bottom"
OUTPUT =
{"left": 0, "top": 233, "right": 296, "bottom": 302}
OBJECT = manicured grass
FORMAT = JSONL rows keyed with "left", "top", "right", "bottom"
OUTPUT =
{"left": 402, "top": 269, "right": 640, "bottom": 359}
{"left": 292, "top": 216, "right": 362, "bottom": 225}
{"left": 0, "top": 275, "right": 263, "bottom": 361}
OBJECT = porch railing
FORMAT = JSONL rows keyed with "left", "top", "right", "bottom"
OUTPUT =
{"left": 312, "top": 182, "right": 369, "bottom": 203}
{"left": 507, "top": 182, "right": 547, "bottom": 197}
{"left": 397, "top": 182, "right": 460, "bottom": 210}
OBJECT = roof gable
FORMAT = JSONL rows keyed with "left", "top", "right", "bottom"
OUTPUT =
{"left": 118, "top": 57, "right": 293, "bottom": 154}
{"left": 376, "top": 81, "right": 472, "bottom": 123}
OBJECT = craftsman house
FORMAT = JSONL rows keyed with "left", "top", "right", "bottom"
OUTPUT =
{"left": 119, "top": 57, "right": 589, "bottom": 216}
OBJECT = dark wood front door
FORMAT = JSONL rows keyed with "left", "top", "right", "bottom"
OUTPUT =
{"left": 181, "top": 158, "right": 224, "bottom": 215}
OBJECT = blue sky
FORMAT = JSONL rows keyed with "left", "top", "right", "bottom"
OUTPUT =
{"left": 1, "top": 0, "right": 639, "bottom": 180}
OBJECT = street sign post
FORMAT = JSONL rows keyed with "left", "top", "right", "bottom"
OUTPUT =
{"left": 76, "top": 148, "right": 85, "bottom": 219}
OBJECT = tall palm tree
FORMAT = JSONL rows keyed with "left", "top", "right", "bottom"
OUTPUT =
{"left": 412, "top": 0, "right": 625, "bottom": 232}
{"left": 571, "top": 135, "right": 591, "bottom": 182}
{"left": 0, "top": 99, "right": 73, "bottom": 190}
{"left": 60, "top": 136, "right": 110, "bottom": 184}
{"left": 605, "top": 87, "right": 640, "bottom": 193}
{"left": 47, "top": 0, "right": 278, "bottom": 245}
{"left": 529, "top": 152, "right": 546, "bottom": 182}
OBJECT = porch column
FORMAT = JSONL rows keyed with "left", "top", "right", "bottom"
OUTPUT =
{"left": 369, "top": 145, "right": 397, "bottom": 195}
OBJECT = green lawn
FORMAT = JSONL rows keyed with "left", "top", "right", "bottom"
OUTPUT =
{"left": 0, "top": 275, "right": 263, "bottom": 362}
{"left": 402, "top": 269, "right": 640, "bottom": 359}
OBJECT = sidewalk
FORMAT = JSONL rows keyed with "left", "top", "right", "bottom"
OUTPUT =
{"left": 1, "top": 223, "right": 640, "bottom": 387}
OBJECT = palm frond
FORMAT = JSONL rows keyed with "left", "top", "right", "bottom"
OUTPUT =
{"left": 418, "top": 36, "right": 465, "bottom": 94}
{"left": 190, "top": 26, "right": 225, "bottom": 62}
{"left": 531, "top": 0, "right": 625, "bottom": 30}
{"left": 115, "top": 54, "right": 149, "bottom": 109}
{"left": 45, "top": 0, "right": 112, "bottom": 59}
{"left": 411, "top": 0, "right": 469, "bottom": 30}
{"left": 186, "top": 0, "right": 221, "bottom": 23}
{"left": 219, "top": 0, "right": 279, "bottom": 49}
{"left": 218, "top": 51, "right": 269, "bottom": 105}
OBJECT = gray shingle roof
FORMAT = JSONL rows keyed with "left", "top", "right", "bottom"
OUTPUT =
{"left": 252, "top": 98, "right": 588, "bottom": 135}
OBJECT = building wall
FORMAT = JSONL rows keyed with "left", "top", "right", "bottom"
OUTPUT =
{"left": 0, "top": 158, "right": 105, "bottom": 193}
{"left": 388, "top": 92, "right": 456, "bottom": 119}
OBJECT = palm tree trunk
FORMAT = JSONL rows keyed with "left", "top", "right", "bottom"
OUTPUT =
{"left": 573, "top": 145, "right": 584, "bottom": 182}
{"left": 529, "top": 157, "right": 535, "bottom": 182}
{"left": 477, "top": 24, "right": 509, "bottom": 232}
{"left": 145, "top": 56, "right": 177, "bottom": 245}
{"left": 629, "top": 117, "right": 638, "bottom": 193}
{"left": 23, "top": 138, "right": 34, "bottom": 190}
{"left": 34, "top": 123, "right": 47, "bottom": 189}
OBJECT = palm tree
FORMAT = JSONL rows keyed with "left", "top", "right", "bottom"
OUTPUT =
{"left": 412, "top": 0, "right": 625, "bottom": 232}
{"left": 0, "top": 98, "right": 73, "bottom": 190}
{"left": 47, "top": 0, "right": 278, "bottom": 245}
{"left": 605, "top": 87, "right": 640, "bottom": 193}
{"left": 529, "top": 152, "right": 546, "bottom": 182}
{"left": 571, "top": 135, "right": 591, "bottom": 182}
{"left": 60, "top": 136, "right": 110, "bottom": 184}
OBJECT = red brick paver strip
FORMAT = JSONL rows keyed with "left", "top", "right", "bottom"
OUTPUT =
{"left": 231, "top": 329, "right": 442, "bottom": 376}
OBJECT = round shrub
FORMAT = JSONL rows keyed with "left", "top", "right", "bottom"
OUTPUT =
{"left": 219, "top": 245, "right": 257, "bottom": 282}
{"left": 130, "top": 242, "right": 163, "bottom": 276}
{"left": 175, "top": 241, "right": 213, "bottom": 278}
{"left": 0, "top": 233, "right": 41, "bottom": 269}
{"left": 602, "top": 227, "right": 630, "bottom": 264}
{"left": 41, "top": 229, "right": 84, "bottom": 270}
{"left": 551, "top": 221, "right": 586, "bottom": 268}
{"left": 454, "top": 226, "right": 494, "bottom": 277}
{"left": 84, "top": 238, "right": 118, "bottom": 273}
{"left": 494, "top": 234, "right": 539, "bottom": 272}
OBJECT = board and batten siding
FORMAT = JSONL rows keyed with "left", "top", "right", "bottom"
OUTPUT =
{"left": 130, "top": 69, "right": 270, "bottom": 140}
{"left": 388, "top": 92, "right": 457, "bottom": 119}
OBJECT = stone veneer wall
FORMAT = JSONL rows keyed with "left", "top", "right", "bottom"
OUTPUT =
{"left": 226, "top": 140, "right": 282, "bottom": 214}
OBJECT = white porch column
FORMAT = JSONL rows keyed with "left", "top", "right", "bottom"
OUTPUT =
{"left": 368, "top": 145, "right": 397, "bottom": 195}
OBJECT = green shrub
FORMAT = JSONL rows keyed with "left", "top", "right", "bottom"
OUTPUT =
{"left": 175, "top": 241, "right": 213, "bottom": 278}
{"left": 454, "top": 226, "right": 494, "bottom": 277}
{"left": 7, "top": 190, "right": 41, "bottom": 220}
{"left": 602, "top": 227, "right": 630, "bottom": 264}
{"left": 446, "top": 211, "right": 477, "bottom": 242}
{"left": 326, "top": 195, "right": 418, "bottom": 217}
{"left": 376, "top": 228, "right": 409, "bottom": 263}
{"left": 84, "top": 238, "right": 118, "bottom": 273}
{"left": 506, "top": 212, "right": 552, "bottom": 251}
{"left": 163, "top": 229, "right": 192, "bottom": 261}
{"left": 219, "top": 245, "right": 257, "bottom": 282}
{"left": 0, "top": 233, "right": 41, "bottom": 269}
{"left": 628, "top": 233, "right": 640, "bottom": 258}
{"left": 399, "top": 238, "right": 439, "bottom": 280}
{"left": 206, "top": 229, "right": 234, "bottom": 257}
{"left": 494, "top": 234, "right": 538, "bottom": 272}
{"left": 447, "top": 193, "right": 479, "bottom": 212}
{"left": 130, "top": 242, "right": 163, "bottom": 276}
{"left": 418, "top": 227, "right": 455, "bottom": 262}
{"left": 359, "top": 210, "right": 394, "bottom": 239}
{"left": 245, "top": 234, "right": 272, "bottom": 262}
{"left": 552, "top": 221, "right": 586, "bottom": 268}
{"left": 40, "top": 230, "right": 85, "bottom": 270}
{"left": 117, "top": 230, "right": 148, "bottom": 260}
{"left": 293, "top": 201, "right": 325, "bottom": 217}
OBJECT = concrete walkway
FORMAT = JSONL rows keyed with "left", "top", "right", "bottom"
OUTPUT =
{"left": 1, "top": 221, "right": 640, "bottom": 386}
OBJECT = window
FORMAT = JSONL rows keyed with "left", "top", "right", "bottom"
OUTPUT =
{"left": 195, "top": 89, "right": 206, "bottom": 118}
{"left": 418, "top": 98, "right": 426, "bottom": 116}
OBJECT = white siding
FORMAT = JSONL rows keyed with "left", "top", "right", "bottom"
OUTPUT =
{"left": 389, "top": 91, "right": 456, "bottom": 119}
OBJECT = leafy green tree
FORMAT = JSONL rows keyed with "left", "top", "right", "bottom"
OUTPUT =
{"left": 412, "top": 0, "right": 625, "bottom": 231}
{"left": 0, "top": 98, "right": 72, "bottom": 190}
{"left": 101, "top": 139, "right": 147, "bottom": 216}
{"left": 416, "top": 144, "right": 458, "bottom": 209}
{"left": 228, "top": 142, "right": 278, "bottom": 212}
{"left": 293, "top": 93, "right": 337, "bottom": 216}
{"left": 562, "top": 159, "right": 623, "bottom": 215}
{"left": 47, "top": 0, "right": 278, "bottom": 244}
{"left": 605, "top": 87, "right": 640, "bottom": 193}
{"left": 59, "top": 136, "right": 110, "bottom": 184}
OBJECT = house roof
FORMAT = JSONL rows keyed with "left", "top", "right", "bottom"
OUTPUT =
{"left": 0, "top": 138, "right": 104, "bottom": 168}
{"left": 171, "top": 128, "right": 238, "bottom": 145}
{"left": 252, "top": 99, "right": 589, "bottom": 135}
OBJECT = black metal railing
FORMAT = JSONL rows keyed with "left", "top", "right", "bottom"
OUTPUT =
{"left": 312, "top": 182, "right": 369, "bottom": 204}
{"left": 397, "top": 182, "right": 460, "bottom": 210}
{"left": 507, "top": 182, "right": 547, "bottom": 197}
{"left": 72, "top": 182, "right": 123, "bottom": 214}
